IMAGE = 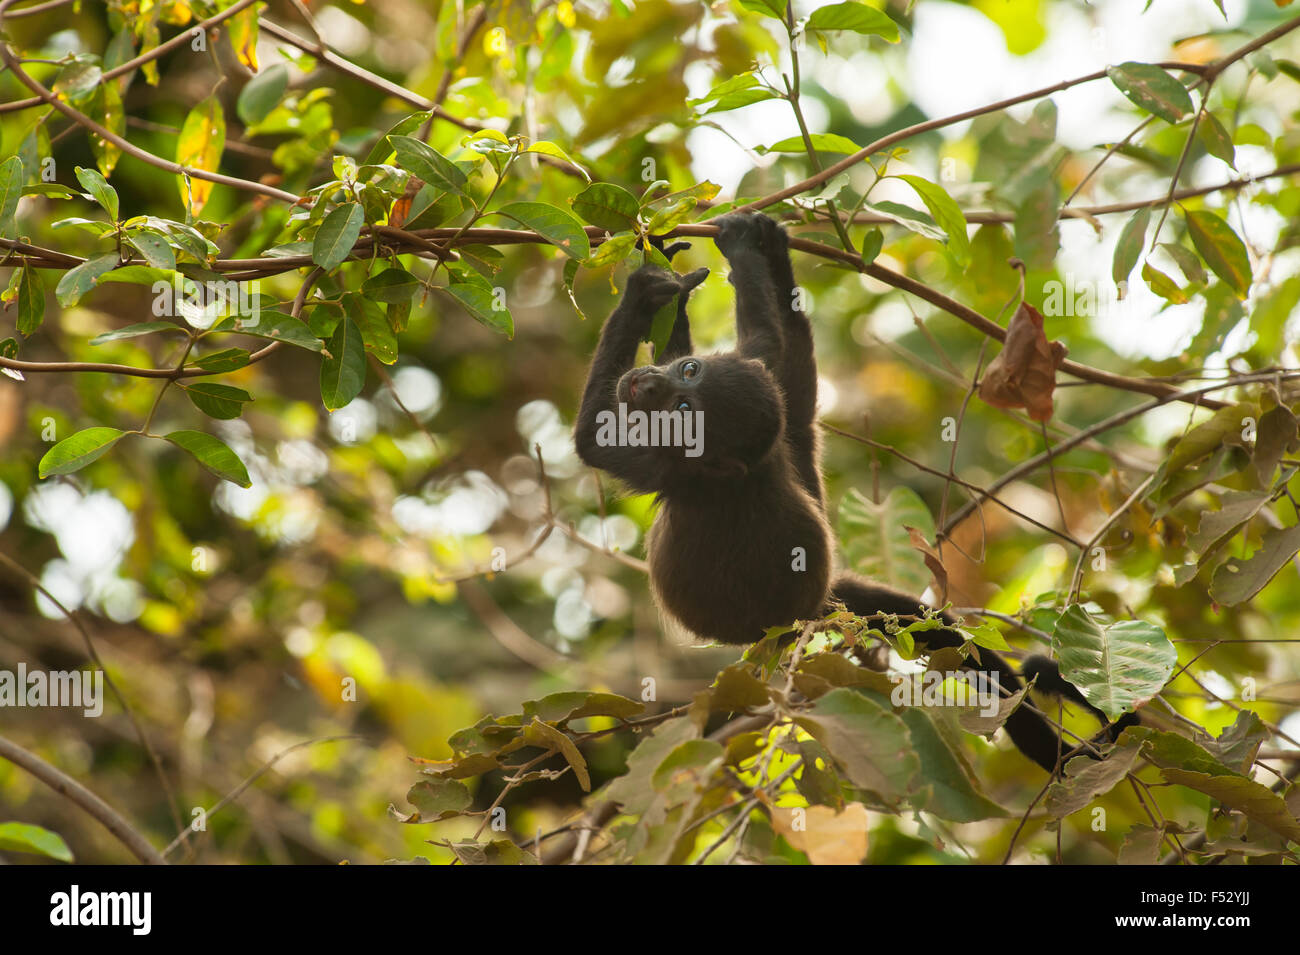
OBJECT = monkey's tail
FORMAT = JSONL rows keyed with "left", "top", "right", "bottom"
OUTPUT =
{"left": 828, "top": 574, "right": 1138, "bottom": 772}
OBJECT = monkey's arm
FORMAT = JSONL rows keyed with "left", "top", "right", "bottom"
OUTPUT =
{"left": 575, "top": 266, "right": 704, "bottom": 493}
{"left": 757, "top": 220, "right": 821, "bottom": 502}
{"left": 652, "top": 241, "right": 696, "bottom": 363}
{"left": 714, "top": 214, "right": 784, "bottom": 370}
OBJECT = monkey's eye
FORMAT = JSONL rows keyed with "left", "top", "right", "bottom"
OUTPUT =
{"left": 681, "top": 360, "right": 700, "bottom": 379}
{"left": 675, "top": 398, "right": 692, "bottom": 412}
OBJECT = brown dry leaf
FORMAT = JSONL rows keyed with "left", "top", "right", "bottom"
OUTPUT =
{"left": 772, "top": 803, "right": 869, "bottom": 865}
{"left": 904, "top": 524, "right": 948, "bottom": 597}
{"left": 978, "top": 302, "right": 1067, "bottom": 421}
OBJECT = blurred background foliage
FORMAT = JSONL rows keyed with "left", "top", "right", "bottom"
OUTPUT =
{"left": 0, "top": 0, "right": 1298, "bottom": 864}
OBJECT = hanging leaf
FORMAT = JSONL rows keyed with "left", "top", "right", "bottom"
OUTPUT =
{"left": 164, "top": 430, "right": 252, "bottom": 487}
{"left": 344, "top": 291, "right": 398, "bottom": 364}
{"left": 312, "top": 202, "right": 365, "bottom": 272}
{"left": 1, "top": 156, "right": 25, "bottom": 237}
{"left": 54, "top": 253, "right": 118, "bottom": 307}
{"left": 16, "top": 266, "right": 44, "bottom": 336}
{"left": 227, "top": 2, "right": 264, "bottom": 71}
{"left": 38, "top": 427, "right": 127, "bottom": 477}
{"left": 320, "top": 316, "right": 366, "bottom": 411}
{"left": 89, "top": 81, "right": 125, "bottom": 176}
{"left": 1197, "top": 111, "right": 1236, "bottom": 167}
{"left": 838, "top": 486, "right": 936, "bottom": 595}
{"left": 89, "top": 321, "right": 185, "bottom": 345}
{"left": 1106, "top": 62, "right": 1194, "bottom": 124}
{"left": 176, "top": 95, "right": 226, "bottom": 213}
{"left": 445, "top": 283, "right": 513, "bottom": 337}
{"left": 180, "top": 382, "right": 253, "bottom": 419}
{"left": 1209, "top": 523, "right": 1300, "bottom": 606}
{"left": 237, "top": 62, "right": 288, "bottom": 126}
{"left": 1111, "top": 206, "right": 1150, "bottom": 291}
{"left": 1052, "top": 605, "right": 1177, "bottom": 719}
{"left": 978, "top": 303, "right": 1067, "bottom": 422}
{"left": 1186, "top": 209, "right": 1252, "bottom": 298}
{"left": 793, "top": 688, "right": 918, "bottom": 806}
{"left": 898, "top": 174, "right": 970, "bottom": 265}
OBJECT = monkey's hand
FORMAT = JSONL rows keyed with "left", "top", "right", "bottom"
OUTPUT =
{"left": 622, "top": 264, "right": 709, "bottom": 321}
{"left": 713, "top": 211, "right": 789, "bottom": 261}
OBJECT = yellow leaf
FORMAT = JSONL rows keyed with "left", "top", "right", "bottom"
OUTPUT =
{"left": 228, "top": 3, "right": 265, "bottom": 71}
{"left": 772, "top": 803, "right": 869, "bottom": 865}
{"left": 176, "top": 95, "right": 226, "bottom": 213}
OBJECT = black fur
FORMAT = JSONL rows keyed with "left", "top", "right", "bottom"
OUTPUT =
{"left": 574, "top": 214, "right": 1133, "bottom": 772}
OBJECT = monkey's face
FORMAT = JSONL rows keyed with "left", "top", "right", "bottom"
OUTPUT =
{"left": 616, "top": 355, "right": 783, "bottom": 476}
{"left": 616, "top": 356, "right": 702, "bottom": 412}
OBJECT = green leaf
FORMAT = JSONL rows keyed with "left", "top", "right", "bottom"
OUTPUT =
{"left": 1045, "top": 742, "right": 1143, "bottom": 817}
{"left": 320, "top": 316, "right": 366, "bottom": 411}
{"left": 388, "top": 135, "right": 468, "bottom": 195}
{"left": 126, "top": 229, "right": 176, "bottom": 270}
{"left": 900, "top": 708, "right": 1008, "bottom": 821}
{"left": 361, "top": 267, "right": 420, "bottom": 304}
{"left": 760, "top": 133, "right": 862, "bottom": 155}
{"left": 699, "top": 87, "right": 780, "bottom": 114}
{"left": 1166, "top": 401, "right": 1257, "bottom": 473}
{"left": 897, "top": 175, "right": 970, "bottom": 264}
{"left": 1106, "top": 62, "right": 1194, "bottom": 124}
{"left": 164, "top": 430, "right": 252, "bottom": 486}
{"left": 1129, "top": 727, "right": 1300, "bottom": 842}
{"left": 52, "top": 58, "right": 102, "bottom": 100}
{"left": 181, "top": 382, "right": 253, "bottom": 419}
{"left": 1197, "top": 112, "right": 1235, "bottom": 167}
{"left": 54, "top": 253, "right": 118, "bottom": 307}
{"left": 838, "top": 486, "right": 935, "bottom": 595}
{"left": 1111, "top": 206, "right": 1150, "bottom": 290}
{"left": 863, "top": 201, "right": 946, "bottom": 241}
{"left": 524, "top": 140, "right": 589, "bottom": 180}
{"left": 1210, "top": 523, "right": 1300, "bottom": 606}
{"left": 193, "top": 347, "right": 251, "bottom": 373}
{"left": 344, "top": 291, "right": 398, "bottom": 364}
{"left": 1186, "top": 209, "right": 1252, "bottom": 298}
{"left": 805, "top": 2, "right": 900, "bottom": 43}
{"left": 736, "top": 0, "right": 787, "bottom": 20}
{"left": 224, "top": 311, "right": 323, "bottom": 352}
{"left": 74, "top": 165, "right": 118, "bottom": 221}
{"left": 445, "top": 283, "right": 513, "bottom": 337}
{"left": 1052, "top": 605, "right": 1177, "bottom": 719}
{"left": 587, "top": 230, "right": 638, "bottom": 268}
{"left": 0, "top": 822, "right": 73, "bottom": 862}
{"left": 312, "top": 202, "right": 364, "bottom": 272}
{"left": 38, "top": 427, "right": 126, "bottom": 477}
{"left": 405, "top": 779, "right": 473, "bottom": 820}
{"left": 860, "top": 227, "right": 883, "bottom": 264}
{"left": 16, "top": 266, "right": 44, "bottom": 336}
{"left": 793, "top": 688, "right": 918, "bottom": 806}
{"left": 236, "top": 62, "right": 288, "bottom": 125}
{"left": 89, "top": 321, "right": 184, "bottom": 345}
{"left": 494, "top": 201, "right": 590, "bottom": 259}
{"left": 570, "top": 183, "right": 640, "bottom": 233}
{"left": 1158, "top": 242, "right": 1206, "bottom": 285}
{"left": 0, "top": 156, "right": 24, "bottom": 237}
